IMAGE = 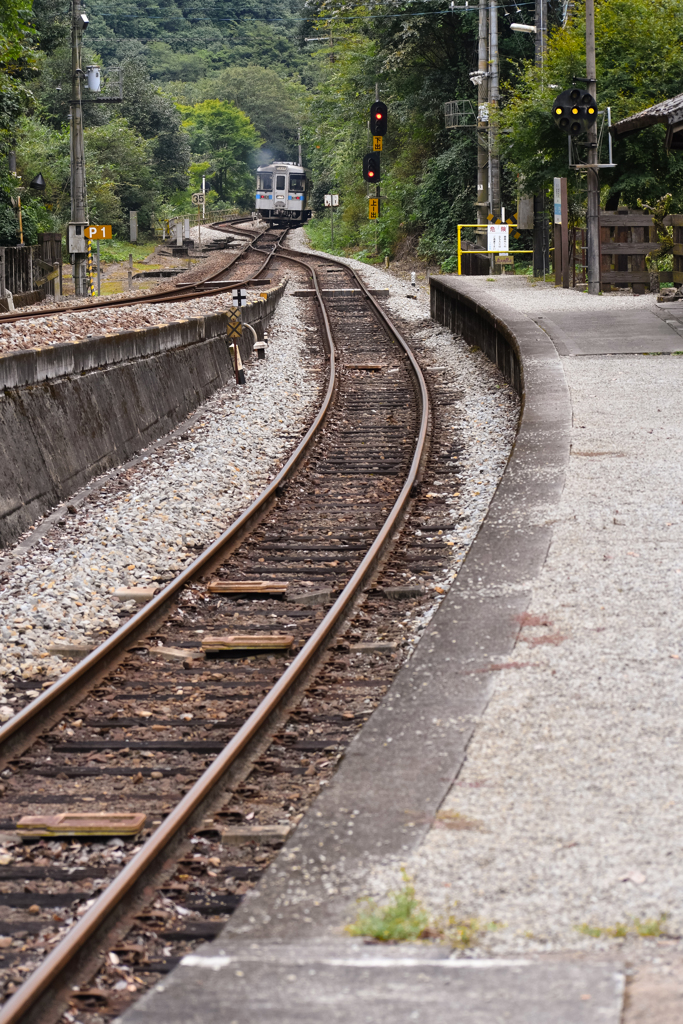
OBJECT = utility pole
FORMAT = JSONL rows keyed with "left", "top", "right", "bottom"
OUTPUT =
{"left": 488, "top": 0, "right": 500, "bottom": 221}
{"left": 298, "top": 127, "right": 302, "bottom": 165}
{"left": 585, "top": 0, "right": 600, "bottom": 294}
{"left": 533, "top": 0, "right": 548, "bottom": 277}
{"left": 69, "top": 0, "right": 89, "bottom": 296}
{"left": 476, "top": 0, "right": 489, "bottom": 244}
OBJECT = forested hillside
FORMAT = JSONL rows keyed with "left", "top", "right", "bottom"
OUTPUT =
{"left": 1, "top": 0, "right": 682, "bottom": 263}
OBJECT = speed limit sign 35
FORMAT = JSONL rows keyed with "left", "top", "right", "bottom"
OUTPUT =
{"left": 191, "top": 192, "right": 205, "bottom": 205}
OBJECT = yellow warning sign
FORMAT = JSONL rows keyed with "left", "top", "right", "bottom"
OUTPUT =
{"left": 373, "top": 136, "right": 383, "bottom": 152}
{"left": 226, "top": 310, "right": 242, "bottom": 340}
{"left": 369, "top": 197, "right": 380, "bottom": 220}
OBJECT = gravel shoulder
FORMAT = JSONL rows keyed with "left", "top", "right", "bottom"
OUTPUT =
{"left": 361, "top": 274, "right": 683, "bottom": 970}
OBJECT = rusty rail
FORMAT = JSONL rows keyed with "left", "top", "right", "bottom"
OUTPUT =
{"left": 0, "top": 217, "right": 267, "bottom": 324}
{"left": 0, "top": 244, "right": 429, "bottom": 1024}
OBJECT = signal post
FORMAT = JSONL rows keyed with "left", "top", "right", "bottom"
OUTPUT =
{"left": 364, "top": 92, "right": 387, "bottom": 226}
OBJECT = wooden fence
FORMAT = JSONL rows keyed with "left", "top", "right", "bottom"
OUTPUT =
{"left": 600, "top": 208, "right": 658, "bottom": 294}
{"left": 0, "top": 233, "right": 62, "bottom": 308}
{"left": 666, "top": 214, "right": 683, "bottom": 287}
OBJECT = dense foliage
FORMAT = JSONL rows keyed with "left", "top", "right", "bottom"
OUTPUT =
{"left": 1, "top": 0, "right": 682, "bottom": 257}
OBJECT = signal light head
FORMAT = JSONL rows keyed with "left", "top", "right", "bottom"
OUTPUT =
{"left": 370, "top": 100, "right": 388, "bottom": 136}
{"left": 552, "top": 88, "right": 598, "bottom": 135}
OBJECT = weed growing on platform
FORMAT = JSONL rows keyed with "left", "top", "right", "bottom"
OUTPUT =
{"left": 347, "top": 882, "right": 429, "bottom": 942}
{"left": 347, "top": 874, "right": 492, "bottom": 948}
{"left": 576, "top": 914, "right": 668, "bottom": 939}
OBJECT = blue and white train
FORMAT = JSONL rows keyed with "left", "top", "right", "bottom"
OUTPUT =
{"left": 255, "top": 161, "right": 312, "bottom": 226}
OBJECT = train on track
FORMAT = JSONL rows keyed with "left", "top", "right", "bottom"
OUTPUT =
{"left": 255, "top": 161, "right": 312, "bottom": 227}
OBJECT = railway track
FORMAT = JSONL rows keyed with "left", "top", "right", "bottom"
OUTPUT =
{"left": 0, "top": 218, "right": 278, "bottom": 326}
{"left": 0, "top": 244, "right": 430, "bottom": 1024}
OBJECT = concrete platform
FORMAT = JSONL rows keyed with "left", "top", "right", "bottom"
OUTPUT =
{"left": 121, "top": 277, "right": 683, "bottom": 1023}
{"left": 123, "top": 942, "right": 624, "bottom": 1024}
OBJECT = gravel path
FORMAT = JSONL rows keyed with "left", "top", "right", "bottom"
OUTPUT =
{"left": 0, "top": 276, "right": 323, "bottom": 715}
{"left": 363, "top": 274, "right": 683, "bottom": 963}
{"left": 451, "top": 273, "right": 660, "bottom": 313}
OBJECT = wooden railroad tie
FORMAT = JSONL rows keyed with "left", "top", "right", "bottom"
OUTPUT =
{"left": 207, "top": 581, "right": 289, "bottom": 596}
{"left": 17, "top": 812, "right": 147, "bottom": 839}
{"left": 201, "top": 634, "right": 294, "bottom": 654}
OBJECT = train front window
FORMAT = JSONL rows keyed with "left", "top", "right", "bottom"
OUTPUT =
{"left": 259, "top": 173, "right": 272, "bottom": 190}
{"left": 276, "top": 174, "right": 286, "bottom": 190}
{"left": 289, "top": 174, "right": 306, "bottom": 192}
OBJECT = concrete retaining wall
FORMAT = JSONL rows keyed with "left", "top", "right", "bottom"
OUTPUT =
{"left": 0, "top": 283, "right": 285, "bottom": 549}
{"left": 430, "top": 275, "right": 522, "bottom": 395}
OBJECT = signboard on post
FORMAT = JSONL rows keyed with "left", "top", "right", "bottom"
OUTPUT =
{"left": 373, "top": 136, "right": 383, "bottom": 151}
{"left": 553, "top": 177, "right": 569, "bottom": 288}
{"left": 553, "top": 177, "right": 562, "bottom": 225}
{"left": 85, "top": 225, "right": 112, "bottom": 240}
{"left": 488, "top": 223, "right": 509, "bottom": 251}
{"left": 191, "top": 192, "right": 205, "bottom": 205}
{"left": 368, "top": 197, "right": 380, "bottom": 220}
{"left": 232, "top": 288, "right": 248, "bottom": 307}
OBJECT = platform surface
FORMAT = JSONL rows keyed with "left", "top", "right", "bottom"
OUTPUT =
{"left": 120, "top": 280, "right": 683, "bottom": 1024}
{"left": 122, "top": 941, "right": 624, "bottom": 1024}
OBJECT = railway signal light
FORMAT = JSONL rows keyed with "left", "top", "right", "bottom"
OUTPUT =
{"left": 552, "top": 87, "right": 597, "bottom": 135}
{"left": 370, "top": 101, "right": 387, "bottom": 136}
{"left": 363, "top": 153, "right": 381, "bottom": 183}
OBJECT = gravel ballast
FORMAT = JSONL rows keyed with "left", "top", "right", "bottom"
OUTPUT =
{"left": 0, "top": 277, "right": 323, "bottom": 713}
{"left": 0, "top": 241, "right": 519, "bottom": 754}
{"left": 361, "top": 274, "right": 683, "bottom": 962}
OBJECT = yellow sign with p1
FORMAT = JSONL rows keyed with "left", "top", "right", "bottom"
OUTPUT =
{"left": 85, "top": 224, "right": 112, "bottom": 240}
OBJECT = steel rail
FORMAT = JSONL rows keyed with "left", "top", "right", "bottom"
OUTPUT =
{"left": 0, "top": 247, "right": 429, "bottom": 1024}
{"left": 0, "top": 217, "right": 264, "bottom": 324}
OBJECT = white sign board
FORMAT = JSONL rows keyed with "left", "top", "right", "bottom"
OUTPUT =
{"left": 331, "top": 194, "right": 339, "bottom": 207}
{"left": 488, "top": 223, "right": 509, "bottom": 252}
{"left": 232, "top": 288, "right": 248, "bottom": 307}
{"left": 192, "top": 192, "right": 205, "bottom": 205}
{"left": 324, "top": 194, "right": 332, "bottom": 207}
{"left": 553, "top": 177, "right": 562, "bottom": 225}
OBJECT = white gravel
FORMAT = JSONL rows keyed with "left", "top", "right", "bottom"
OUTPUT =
{"left": 362, "top": 276, "right": 683, "bottom": 961}
{"left": 286, "top": 229, "right": 432, "bottom": 323}
{"left": 0, "top": 287, "right": 262, "bottom": 353}
{"left": 0, "top": 278, "right": 323, "bottom": 711}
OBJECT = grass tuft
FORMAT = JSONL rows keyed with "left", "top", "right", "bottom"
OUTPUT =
{"left": 577, "top": 914, "right": 667, "bottom": 939}
{"left": 346, "top": 882, "right": 429, "bottom": 942}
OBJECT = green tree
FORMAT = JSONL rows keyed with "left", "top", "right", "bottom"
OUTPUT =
{"left": 501, "top": 0, "right": 683, "bottom": 207}
{"left": 0, "top": 0, "right": 39, "bottom": 146}
{"left": 180, "top": 99, "right": 261, "bottom": 204}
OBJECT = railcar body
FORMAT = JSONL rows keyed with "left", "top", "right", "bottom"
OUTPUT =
{"left": 255, "top": 161, "right": 312, "bottom": 226}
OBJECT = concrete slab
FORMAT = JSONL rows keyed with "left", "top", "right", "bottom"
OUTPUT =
{"left": 533, "top": 309, "right": 683, "bottom": 355}
{"left": 122, "top": 941, "right": 624, "bottom": 1024}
